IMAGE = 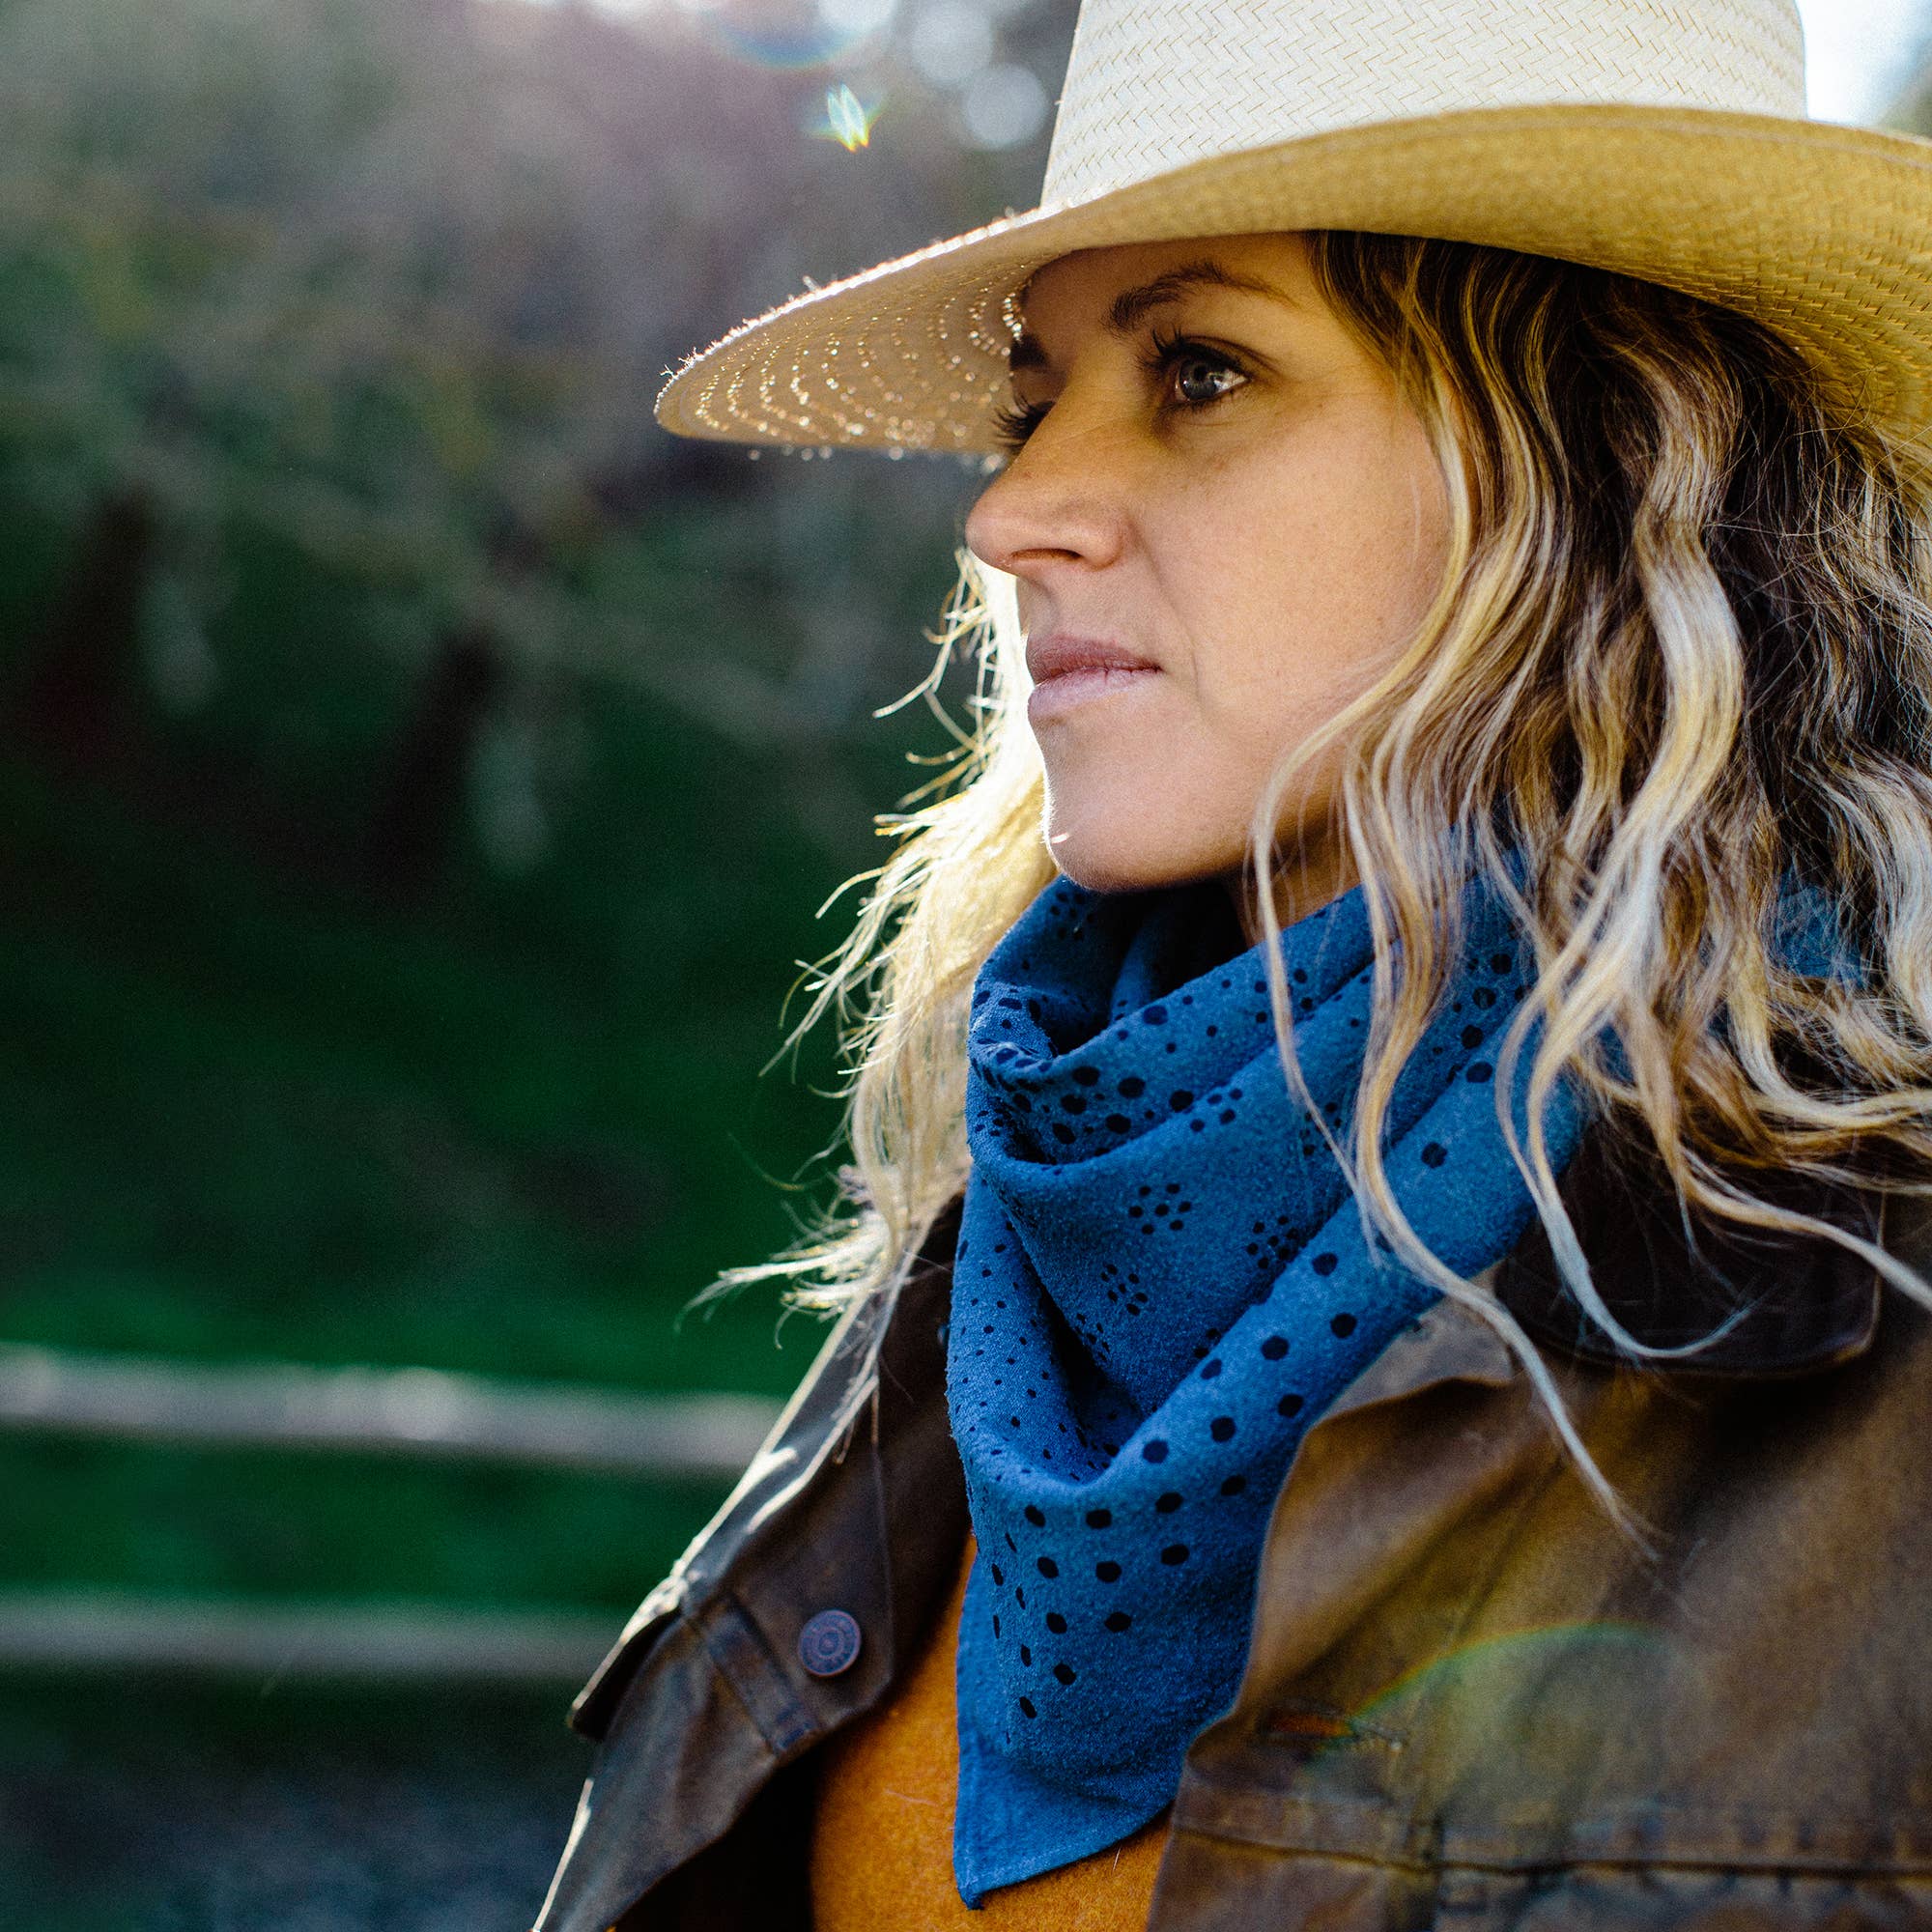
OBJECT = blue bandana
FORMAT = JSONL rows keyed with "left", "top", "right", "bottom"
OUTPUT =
{"left": 947, "top": 873, "right": 1588, "bottom": 1903}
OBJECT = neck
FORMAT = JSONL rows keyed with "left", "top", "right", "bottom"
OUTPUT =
{"left": 1223, "top": 840, "right": 1358, "bottom": 946}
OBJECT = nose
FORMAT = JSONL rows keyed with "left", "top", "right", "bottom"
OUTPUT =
{"left": 963, "top": 397, "right": 1129, "bottom": 582}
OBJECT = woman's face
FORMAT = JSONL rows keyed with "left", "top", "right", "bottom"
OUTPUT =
{"left": 964, "top": 233, "right": 1449, "bottom": 917}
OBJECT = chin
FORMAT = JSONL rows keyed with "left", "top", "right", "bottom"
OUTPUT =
{"left": 1039, "top": 795, "right": 1245, "bottom": 897}
{"left": 1045, "top": 846, "right": 1162, "bottom": 895}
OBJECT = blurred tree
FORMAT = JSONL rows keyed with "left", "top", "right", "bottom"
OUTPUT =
{"left": 0, "top": 6, "right": 1086, "bottom": 1863}
{"left": 0, "top": 0, "right": 1070, "bottom": 760}
{"left": 0, "top": 0, "right": 1078, "bottom": 1393}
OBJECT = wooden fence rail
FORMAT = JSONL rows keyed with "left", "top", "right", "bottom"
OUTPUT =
{"left": 0, "top": 1344, "right": 780, "bottom": 1482}
{"left": 0, "top": 1590, "right": 616, "bottom": 1683}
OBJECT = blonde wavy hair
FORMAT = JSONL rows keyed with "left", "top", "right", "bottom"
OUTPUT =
{"left": 729, "top": 231, "right": 1932, "bottom": 1504}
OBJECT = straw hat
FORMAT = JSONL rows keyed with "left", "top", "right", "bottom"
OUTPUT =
{"left": 655, "top": 0, "right": 1932, "bottom": 455}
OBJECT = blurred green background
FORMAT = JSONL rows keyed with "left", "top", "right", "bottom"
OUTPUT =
{"left": 0, "top": 0, "right": 1069, "bottom": 1920}
{"left": 1, "top": 0, "right": 1927, "bottom": 1924}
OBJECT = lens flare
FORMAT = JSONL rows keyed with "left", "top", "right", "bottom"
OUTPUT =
{"left": 817, "top": 82, "right": 882, "bottom": 149}
{"left": 710, "top": 16, "right": 852, "bottom": 65}
{"left": 676, "top": 0, "right": 894, "bottom": 73}
{"left": 1263, "top": 1622, "right": 1670, "bottom": 1763}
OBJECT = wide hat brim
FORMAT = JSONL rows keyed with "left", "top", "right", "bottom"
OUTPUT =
{"left": 654, "top": 103, "right": 1932, "bottom": 456}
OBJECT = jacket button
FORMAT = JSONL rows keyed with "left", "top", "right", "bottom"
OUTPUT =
{"left": 798, "top": 1608, "right": 863, "bottom": 1678}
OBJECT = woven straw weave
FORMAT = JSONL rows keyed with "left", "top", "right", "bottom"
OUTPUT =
{"left": 656, "top": 0, "right": 1932, "bottom": 455}
{"left": 1043, "top": 0, "right": 1802, "bottom": 205}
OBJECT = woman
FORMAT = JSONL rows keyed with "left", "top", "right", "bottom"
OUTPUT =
{"left": 537, "top": 2, "right": 1932, "bottom": 1927}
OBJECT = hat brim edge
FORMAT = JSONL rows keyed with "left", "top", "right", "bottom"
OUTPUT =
{"left": 655, "top": 102, "right": 1932, "bottom": 454}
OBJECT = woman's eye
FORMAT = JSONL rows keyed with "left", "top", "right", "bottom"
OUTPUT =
{"left": 1143, "top": 331, "right": 1248, "bottom": 415}
{"left": 989, "top": 337, "right": 1247, "bottom": 451}
{"left": 1169, "top": 352, "right": 1244, "bottom": 408}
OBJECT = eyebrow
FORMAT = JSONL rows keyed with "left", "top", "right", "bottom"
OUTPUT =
{"left": 1008, "top": 259, "right": 1293, "bottom": 374}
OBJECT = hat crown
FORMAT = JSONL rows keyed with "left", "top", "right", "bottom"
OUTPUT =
{"left": 1042, "top": 0, "right": 1806, "bottom": 207}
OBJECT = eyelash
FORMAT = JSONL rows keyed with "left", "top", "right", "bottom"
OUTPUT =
{"left": 990, "top": 327, "right": 1249, "bottom": 453}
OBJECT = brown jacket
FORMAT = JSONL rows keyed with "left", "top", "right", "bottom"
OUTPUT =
{"left": 533, "top": 1136, "right": 1932, "bottom": 1930}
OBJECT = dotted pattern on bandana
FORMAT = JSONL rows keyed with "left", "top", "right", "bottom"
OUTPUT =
{"left": 947, "top": 874, "right": 1587, "bottom": 1896}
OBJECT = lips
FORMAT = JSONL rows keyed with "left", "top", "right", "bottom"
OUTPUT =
{"left": 1024, "top": 635, "right": 1161, "bottom": 684}
{"left": 1023, "top": 633, "right": 1163, "bottom": 727}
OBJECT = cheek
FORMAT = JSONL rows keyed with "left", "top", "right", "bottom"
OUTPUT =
{"left": 1029, "top": 407, "right": 1447, "bottom": 893}
{"left": 1169, "top": 421, "right": 1446, "bottom": 734}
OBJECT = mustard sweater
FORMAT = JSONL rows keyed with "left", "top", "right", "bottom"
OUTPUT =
{"left": 810, "top": 1539, "right": 1168, "bottom": 1929}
